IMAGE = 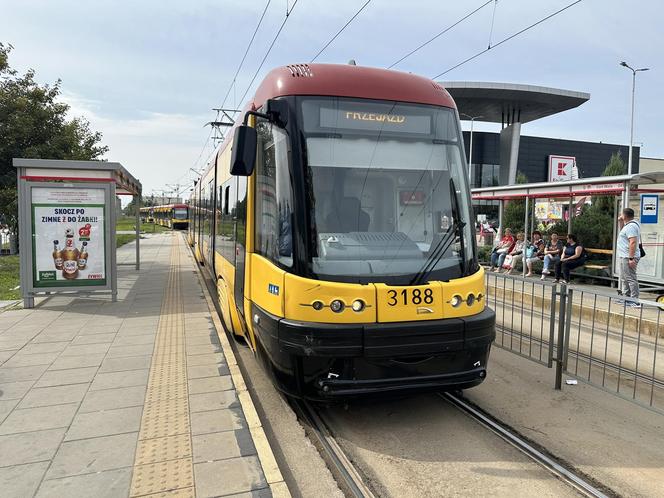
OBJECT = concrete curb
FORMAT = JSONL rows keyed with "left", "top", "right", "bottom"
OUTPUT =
{"left": 190, "top": 249, "right": 291, "bottom": 498}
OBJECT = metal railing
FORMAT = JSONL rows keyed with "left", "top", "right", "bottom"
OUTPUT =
{"left": 485, "top": 270, "right": 664, "bottom": 413}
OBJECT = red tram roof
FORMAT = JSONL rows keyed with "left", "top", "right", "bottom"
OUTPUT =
{"left": 253, "top": 63, "right": 457, "bottom": 110}
{"left": 198, "top": 64, "right": 459, "bottom": 188}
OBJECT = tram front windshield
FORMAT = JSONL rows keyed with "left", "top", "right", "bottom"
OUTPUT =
{"left": 300, "top": 97, "right": 474, "bottom": 284}
{"left": 173, "top": 208, "right": 188, "bottom": 220}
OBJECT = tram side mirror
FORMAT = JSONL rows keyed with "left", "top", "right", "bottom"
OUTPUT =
{"left": 230, "top": 125, "right": 257, "bottom": 176}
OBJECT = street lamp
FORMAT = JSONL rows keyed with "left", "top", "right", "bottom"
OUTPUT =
{"left": 619, "top": 61, "right": 649, "bottom": 207}
{"left": 461, "top": 113, "right": 484, "bottom": 185}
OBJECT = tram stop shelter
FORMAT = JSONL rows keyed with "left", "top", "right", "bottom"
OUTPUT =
{"left": 472, "top": 172, "right": 664, "bottom": 290}
{"left": 13, "top": 158, "right": 142, "bottom": 308}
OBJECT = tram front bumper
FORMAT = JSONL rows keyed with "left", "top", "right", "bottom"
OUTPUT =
{"left": 253, "top": 304, "right": 495, "bottom": 398}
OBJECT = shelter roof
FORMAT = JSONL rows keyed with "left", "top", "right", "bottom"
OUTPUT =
{"left": 13, "top": 158, "right": 141, "bottom": 195}
{"left": 440, "top": 82, "right": 590, "bottom": 124}
{"left": 472, "top": 172, "right": 664, "bottom": 200}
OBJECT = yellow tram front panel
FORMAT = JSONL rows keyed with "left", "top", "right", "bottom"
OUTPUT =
{"left": 439, "top": 266, "right": 486, "bottom": 318}
{"left": 250, "top": 254, "right": 286, "bottom": 318}
{"left": 374, "top": 282, "right": 444, "bottom": 323}
{"left": 283, "top": 273, "right": 377, "bottom": 324}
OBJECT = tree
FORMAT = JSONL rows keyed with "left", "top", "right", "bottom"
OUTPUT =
{"left": 502, "top": 172, "right": 529, "bottom": 232}
{"left": 0, "top": 42, "right": 109, "bottom": 232}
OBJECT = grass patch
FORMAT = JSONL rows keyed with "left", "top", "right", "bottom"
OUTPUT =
{"left": 116, "top": 234, "right": 137, "bottom": 247}
{"left": 0, "top": 255, "right": 20, "bottom": 301}
{"left": 115, "top": 217, "right": 169, "bottom": 233}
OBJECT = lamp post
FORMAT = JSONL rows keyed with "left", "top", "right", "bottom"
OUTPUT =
{"left": 461, "top": 113, "right": 484, "bottom": 185}
{"left": 619, "top": 61, "right": 649, "bottom": 207}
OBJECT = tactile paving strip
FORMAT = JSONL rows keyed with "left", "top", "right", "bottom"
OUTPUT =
{"left": 130, "top": 237, "right": 196, "bottom": 497}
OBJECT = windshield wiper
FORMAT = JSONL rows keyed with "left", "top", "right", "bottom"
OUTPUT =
{"left": 409, "top": 178, "right": 466, "bottom": 286}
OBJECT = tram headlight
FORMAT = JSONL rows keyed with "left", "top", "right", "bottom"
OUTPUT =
{"left": 351, "top": 300, "right": 365, "bottom": 312}
{"left": 330, "top": 299, "right": 344, "bottom": 313}
{"left": 450, "top": 295, "right": 462, "bottom": 308}
{"left": 312, "top": 300, "right": 324, "bottom": 311}
{"left": 466, "top": 293, "right": 476, "bottom": 306}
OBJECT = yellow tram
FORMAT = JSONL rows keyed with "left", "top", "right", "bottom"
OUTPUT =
{"left": 189, "top": 63, "right": 495, "bottom": 399}
{"left": 153, "top": 204, "right": 189, "bottom": 229}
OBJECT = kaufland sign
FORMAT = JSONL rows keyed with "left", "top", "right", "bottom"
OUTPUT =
{"left": 548, "top": 155, "right": 579, "bottom": 182}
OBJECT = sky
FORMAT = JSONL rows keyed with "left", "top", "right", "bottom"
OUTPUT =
{"left": 2, "top": 0, "right": 663, "bottom": 202}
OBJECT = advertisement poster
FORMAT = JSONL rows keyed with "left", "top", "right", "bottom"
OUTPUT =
{"left": 31, "top": 187, "right": 107, "bottom": 288}
{"left": 535, "top": 201, "right": 563, "bottom": 220}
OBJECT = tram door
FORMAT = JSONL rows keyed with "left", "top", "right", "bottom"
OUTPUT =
{"left": 233, "top": 176, "right": 248, "bottom": 317}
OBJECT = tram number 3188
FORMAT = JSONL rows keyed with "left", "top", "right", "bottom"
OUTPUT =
{"left": 387, "top": 288, "right": 434, "bottom": 306}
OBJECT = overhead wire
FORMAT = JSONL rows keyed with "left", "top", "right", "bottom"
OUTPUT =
{"left": 236, "top": 0, "right": 301, "bottom": 108}
{"left": 432, "top": 0, "right": 583, "bottom": 79}
{"left": 167, "top": 1, "right": 273, "bottom": 195}
{"left": 310, "top": 0, "right": 372, "bottom": 63}
{"left": 387, "top": 0, "right": 493, "bottom": 69}
{"left": 219, "top": 0, "right": 273, "bottom": 110}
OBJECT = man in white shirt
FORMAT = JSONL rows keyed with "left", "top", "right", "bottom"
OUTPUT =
{"left": 617, "top": 208, "right": 641, "bottom": 307}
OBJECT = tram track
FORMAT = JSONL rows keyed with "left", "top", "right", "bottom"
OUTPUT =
{"left": 290, "top": 399, "right": 377, "bottom": 498}
{"left": 295, "top": 390, "right": 617, "bottom": 498}
{"left": 440, "top": 392, "right": 613, "bottom": 498}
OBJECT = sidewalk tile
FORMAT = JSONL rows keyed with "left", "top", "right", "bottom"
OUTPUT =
{"left": 99, "top": 355, "right": 152, "bottom": 373}
{"left": 193, "top": 456, "right": 266, "bottom": 498}
{"left": 188, "top": 375, "right": 234, "bottom": 395}
{"left": 0, "top": 403, "right": 78, "bottom": 435}
{"left": 79, "top": 385, "right": 146, "bottom": 413}
{"left": 183, "top": 353, "right": 225, "bottom": 366}
{"left": 71, "top": 333, "right": 117, "bottom": 345}
{"left": 21, "top": 342, "right": 70, "bottom": 354}
{"left": 3, "top": 352, "right": 61, "bottom": 368}
{"left": 191, "top": 407, "right": 246, "bottom": 435}
{"left": 65, "top": 406, "right": 142, "bottom": 441}
{"left": 18, "top": 383, "right": 89, "bottom": 409}
{"left": 0, "top": 380, "right": 35, "bottom": 400}
{"left": 112, "top": 335, "right": 156, "bottom": 346}
{"left": 106, "top": 344, "right": 155, "bottom": 358}
{"left": 192, "top": 429, "right": 256, "bottom": 463}
{"left": 31, "top": 332, "right": 78, "bottom": 343}
{"left": 89, "top": 369, "right": 149, "bottom": 391}
{"left": 0, "top": 428, "right": 65, "bottom": 467}
{"left": 189, "top": 390, "right": 239, "bottom": 413}
{"left": 0, "top": 399, "right": 19, "bottom": 423}
{"left": 47, "top": 432, "right": 138, "bottom": 479}
{"left": 49, "top": 353, "right": 106, "bottom": 371}
{"left": 186, "top": 344, "right": 222, "bottom": 356}
{"left": 187, "top": 364, "right": 230, "bottom": 379}
{"left": 0, "top": 364, "right": 49, "bottom": 382}
{"left": 61, "top": 343, "right": 111, "bottom": 357}
{"left": 36, "top": 467, "right": 131, "bottom": 498}
{"left": 34, "top": 366, "right": 97, "bottom": 388}
{"left": 0, "top": 461, "right": 50, "bottom": 498}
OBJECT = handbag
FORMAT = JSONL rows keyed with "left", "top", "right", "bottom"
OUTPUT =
{"left": 639, "top": 243, "right": 646, "bottom": 258}
{"left": 525, "top": 246, "right": 535, "bottom": 258}
{"left": 497, "top": 247, "right": 509, "bottom": 254}
{"left": 502, "top": 254, "right": 514, "bottom": 269}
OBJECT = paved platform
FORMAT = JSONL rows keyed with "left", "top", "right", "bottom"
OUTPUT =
{"left": 0, "top": 233, "right": 287, "bottom": 497}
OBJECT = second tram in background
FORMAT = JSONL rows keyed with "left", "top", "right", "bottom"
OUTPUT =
{"left": 188, "top": 63, "right": 495, "bottom": 400}
{"left": 151, "top": 204, "right": 190, "bottom": 229}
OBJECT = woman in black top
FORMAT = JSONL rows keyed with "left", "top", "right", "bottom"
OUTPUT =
{"left": 554, "top": 234, "right": 586, "bottom": 284}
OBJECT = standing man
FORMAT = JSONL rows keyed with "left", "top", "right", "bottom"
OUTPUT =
{"left": 617, "top": 208, "right": 641, "bottom": 308}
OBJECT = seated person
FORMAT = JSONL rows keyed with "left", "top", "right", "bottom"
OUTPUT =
{"left": 554, "top": 234, "right": 586, "bottom": 284}
{"left": 489, "top": 228, "right": 515, "bottom": 271}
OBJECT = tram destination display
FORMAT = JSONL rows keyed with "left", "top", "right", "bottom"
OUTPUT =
{"left": 31, "top": 187, "right": 107, "bottom": 287}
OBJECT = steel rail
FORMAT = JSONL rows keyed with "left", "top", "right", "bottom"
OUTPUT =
{"left": 290, "top": 400, "right": 376, "bottom": 498}
{"left": 440, "top": 392, "right": 611, "bottom": 498}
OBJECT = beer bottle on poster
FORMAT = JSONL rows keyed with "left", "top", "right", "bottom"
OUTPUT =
{"left": 52, "top": 240, "right": 63, "bottom": 270}
{"left": 62, "top": 228, "right": 80, "bottom": 280}
{"left": 78, "top": 242, "right": 88, "bottom": 270}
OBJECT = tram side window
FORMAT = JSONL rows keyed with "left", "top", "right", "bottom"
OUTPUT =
{"left": 255, "top": 120, "right": 293, "bottom": 267}
{"left": 217, "top": 179, "right": 236, "bottom": 262}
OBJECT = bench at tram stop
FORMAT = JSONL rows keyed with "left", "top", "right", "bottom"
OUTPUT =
{"left": 493, "top": 247, "right": 613, "bottom": 284}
